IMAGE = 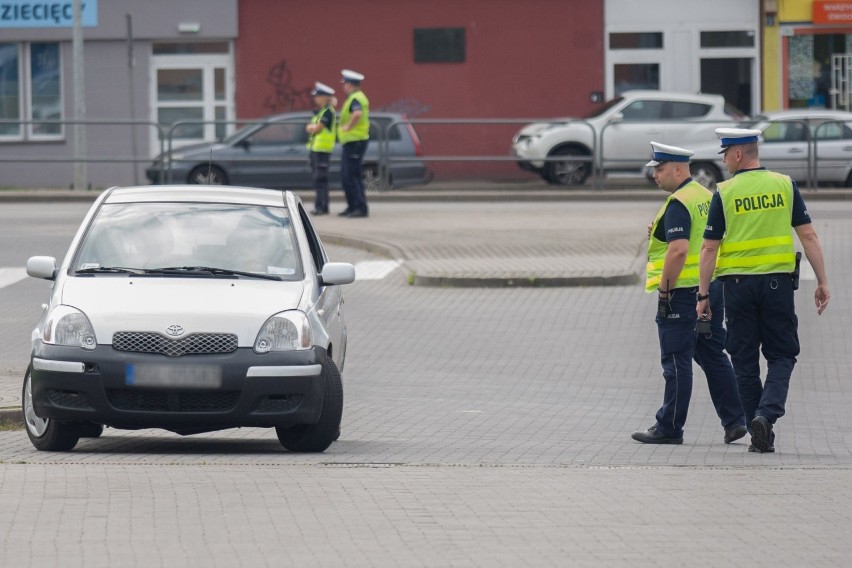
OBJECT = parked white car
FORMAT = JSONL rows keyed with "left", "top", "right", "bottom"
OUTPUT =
{"left": 23, "top": 185, "right": 355, "bottom": 452}
{"left": 511, "top": 90, "right": 742, "bottom": 185}
{"left": 684, "top": 109, "right": 852, "bottom": 188}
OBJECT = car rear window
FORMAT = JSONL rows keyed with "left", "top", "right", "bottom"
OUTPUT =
{"left": 73, "top": 202, "right": 302, "bottom": 279}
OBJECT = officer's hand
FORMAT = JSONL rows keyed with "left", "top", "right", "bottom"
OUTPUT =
{"left": 696, "top": 300, "right": 711, "bottom": 321}
{"left": 815, "top": 284, "right": 830, "bottom": 315}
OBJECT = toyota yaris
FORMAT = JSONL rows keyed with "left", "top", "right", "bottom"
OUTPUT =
{"left": 23, "top": 185, "right": 355, "bottom": 452}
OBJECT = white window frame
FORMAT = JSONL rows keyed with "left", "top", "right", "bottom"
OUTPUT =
{"left": 0, "top": 42, "right": 64, "bottom": 142}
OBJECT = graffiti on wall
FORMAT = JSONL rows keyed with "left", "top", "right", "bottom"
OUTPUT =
{"left": 264, "top": 59, "right": 313, "bottom": 114}
{"left": 376, "top": 99, "right": 431, "bottom": 118}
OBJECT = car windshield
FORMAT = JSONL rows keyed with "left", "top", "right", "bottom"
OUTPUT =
{"left": 583, "top": 97, "right": 624, "bottom": 119}
{"left": 72, "top": 202, "right": 301, "bottom": 280}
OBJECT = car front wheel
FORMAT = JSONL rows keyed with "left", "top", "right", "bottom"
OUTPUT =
{"left": 22, "top": 365, "right": 81, "bottom": 452}
{"left": 188, "top": 165, "right": 229, "bottom": 185}
{"left": 545, "top": 147, "right": 591, "bottom": 186}
{"left": 275, "top": 359, "right": 343, "bottom": 452}
{"left": 690, "top": 162, "right": 722, "bottom": 189}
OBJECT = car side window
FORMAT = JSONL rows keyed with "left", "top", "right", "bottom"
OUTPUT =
{"left": 297, "top": 204, "right": 326, "bottom": 273}
{"left": 369, "top": 119, "right": 403, "bottom": 141}
{"left": 813, "top": 121, "right": 852, "bottom": 140}
{"left": 620, "top": 100, "right": 666, "bottom": 121}
{"left": 247, "top": 122, "right": 307, "bottom": 146}
{"left": 763, "top": 121, "right": 807, "bottom": 143}
{"left": 668, "top": 102, "right": 711, "bottom": 119}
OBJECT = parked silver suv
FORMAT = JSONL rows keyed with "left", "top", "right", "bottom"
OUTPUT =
{"left": 511, "top": 90, "right": 743, "bottom": 185}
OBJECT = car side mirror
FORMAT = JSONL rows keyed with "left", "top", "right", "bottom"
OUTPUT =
{"left": 319, "top": 262, "right": 356, "bottom": 286}
{"left": 609, "top": 112, "right": 624, "bottom": 124}
{"left": 237, "top": 139, "right": 251, "bottom": 151}
{"left": 27, "top": 256, "right": 57, "bottom": 280}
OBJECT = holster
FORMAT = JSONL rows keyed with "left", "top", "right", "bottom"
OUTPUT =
{"left": 792, "top": 251, "right": 802, "bottom": 291}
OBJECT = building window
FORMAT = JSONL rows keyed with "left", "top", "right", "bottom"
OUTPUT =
{"left": 700, "top": 31, "right": 755, "bottom": 48}
{"left": 614, "top": 63, "right": 659, "bottom": 95}
{"left": 609, "top": 33, "right": 663, "bottom": 49}
{"left": 0, "top": 42, "right": 62, "bottom": 140}
{"left": 414, "top": 28, "right": 465, "bottom": 63}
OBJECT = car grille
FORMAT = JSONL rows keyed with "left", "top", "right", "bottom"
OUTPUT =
{"left": 112, "top": 332, "right": 238, "bottom": 357}
{"left": 106, "top": 389, "right": 239, "bottom": 412}
{"left": 255, "top": 394, "right": 303, "bottom": 413}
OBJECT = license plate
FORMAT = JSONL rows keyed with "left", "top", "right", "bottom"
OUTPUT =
{"left": 125, "top": 364, "right": 223, "bottom": 389}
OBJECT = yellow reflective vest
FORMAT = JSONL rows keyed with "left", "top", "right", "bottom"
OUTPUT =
{"left": 338, "top": 90, "right": 369, "bottom": 144}
{"left": 645, "top": 180, "right": 712, "bottom": 292}
{"left": 716, "top": 170, "right": 796, "bottom": 276}
{"left": 307, "top": 105, "right": 336, "bottom": 153}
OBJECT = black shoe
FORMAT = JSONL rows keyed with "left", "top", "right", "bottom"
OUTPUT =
{"left": 750, "top": 416, "right": 773, "bottom": 453}
{"left": 337, "top": 208, "right": 353, "bottom": 217}
{"left": 724, "top": 424, "right": 748, "bottom": 444}
{"left": 310, "top": 209, "right": 329, "bottom": 216}
{"left": 748, "top": 443, "right": 775, "bottom": 453}
{"left": 347, "top": 209, "right": 369, "bottom": 218}
{"left": 631, "top": 426, "right": 683, "bottom": 445}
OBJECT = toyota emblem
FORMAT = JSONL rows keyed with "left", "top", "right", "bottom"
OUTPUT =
{"left": 166, "top": 324, "right": 185, "bottom": 337}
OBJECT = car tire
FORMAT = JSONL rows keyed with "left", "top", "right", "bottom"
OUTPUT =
{"left": 22, "top": 365, "right": 81, "bottom": 452}
{"left": 363, "top": 166, "right": 392, "bottom": 192}
{"left": 275, "top": 359, "right": 343, "bottom": 452}
{"left": 690, "top": 162, "right": 722, "bottom": 189}
{"left": 188, "top": 165, "right": 229, "bottom": 185}
{"left": 545, "top": 146, "right": 591, "bottom": 186}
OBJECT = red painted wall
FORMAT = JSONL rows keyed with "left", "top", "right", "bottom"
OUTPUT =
{"left": 237, "top": 0, "right": 604, "bottom": 180}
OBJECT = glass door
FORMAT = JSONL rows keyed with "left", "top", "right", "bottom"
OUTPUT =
{"left": 150, "top": 43, "right": 233, "bottom": 156}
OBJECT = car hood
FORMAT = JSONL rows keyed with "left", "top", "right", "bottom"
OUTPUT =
{"left": 154, "top": 141, "right": 226, "bottom": 161}
{"left": 59, "top": 277, "right": 305, "bottom": 346}
{"left": 515, "top": 118, "right": 574, "bottom": 137}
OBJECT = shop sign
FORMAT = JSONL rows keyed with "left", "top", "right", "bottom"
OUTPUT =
{"left": 813, "top": 1, "right": 852, "bottom": 24}
{"left": 0, "top": 0, "right": 98, "bottom": 28}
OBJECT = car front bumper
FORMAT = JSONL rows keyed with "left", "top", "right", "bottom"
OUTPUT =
{"left": 30, "top": 342, "right": 329, "bottom": 433}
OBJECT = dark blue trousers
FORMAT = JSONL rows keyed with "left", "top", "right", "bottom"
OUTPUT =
{"left": 341, "top": 140, "right": 369, "bottom": 213}
{"left": 723, "top": 274, "right": 799, "bottom": 427}
{"left": 310, "top": 151, "right": 330, "bottom": 212}
{"left": 655, "top": 281, "right": 745, "bottom": 437}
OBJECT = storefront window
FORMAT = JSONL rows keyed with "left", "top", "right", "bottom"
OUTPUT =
{"left": 0, "top": 43, "right": 21, "bottom": 136}
{"left": 0, "top": 42, "right": 62, "bottom": 139}
{"left": 788, "top": 33, "right": 848, "bottom": 109}
{"left": 30, "top": 43, "right": 61, "bottom": 135}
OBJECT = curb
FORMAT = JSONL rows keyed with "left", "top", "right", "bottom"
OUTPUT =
{"left": 0, "top": 407, "right": 22, "bottom": 429}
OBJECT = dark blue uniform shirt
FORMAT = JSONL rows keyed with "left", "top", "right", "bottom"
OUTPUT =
{"left": 703, "top": 168, "right": 811, "bottom": 240}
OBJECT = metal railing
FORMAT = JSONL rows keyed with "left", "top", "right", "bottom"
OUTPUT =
{"left": 1, "top": 117, "right": 851, "bottom": 190}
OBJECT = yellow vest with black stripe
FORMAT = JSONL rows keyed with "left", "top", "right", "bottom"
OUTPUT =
{"left": 338, "top": 90, "right": 369, "bottom": 144}
{"left": 716, "top": 170, "right": 796, "bottom": 276}
{"left": 307, "top": 105, "right": 336, "bottom": 153}
{"left": 645, "top": 181, "right": 712, "bottom": 292}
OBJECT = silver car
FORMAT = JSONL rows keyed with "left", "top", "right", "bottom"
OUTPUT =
{"left": 686, "top": 109, "right": 852, "bottom": 188}
{"left": 146, "top": 112, "right": 431, "bottom": 191}
{"left": 23, "top": 186, "right": 355, "bottom": 452}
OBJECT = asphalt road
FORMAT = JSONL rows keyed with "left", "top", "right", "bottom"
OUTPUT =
{"left": 1, "top": 199, "right": 851, "bottom": 567}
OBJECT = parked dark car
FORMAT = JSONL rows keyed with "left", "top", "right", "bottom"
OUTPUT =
{"left": 146, "top": 112, "right": 431, "bottom": 191}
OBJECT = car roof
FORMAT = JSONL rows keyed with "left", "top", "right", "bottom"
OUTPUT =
{"left": 102, "top": 185, "right": 294, "bottom": 207}
{"left": 756, "top": 109, "right": 852, "bottom": 121}
{"left": 618, "top": 90, "right": 725, "bottom": 104}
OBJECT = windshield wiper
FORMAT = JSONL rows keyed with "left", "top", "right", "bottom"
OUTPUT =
{"left": 76, "top": 266, "right": 145, "bottom": 275}
{"left": 147, "top": 266, "right": 282, "bottom": 280}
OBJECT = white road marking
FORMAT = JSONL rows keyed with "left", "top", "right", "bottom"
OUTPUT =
{"left": 0, "top": 267, "right": 27, "bottom": 290}
{"left": 353, "top": 260, "right": 401, "bottom": 280}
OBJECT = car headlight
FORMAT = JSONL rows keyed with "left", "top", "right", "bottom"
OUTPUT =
{"left": 42, "top": 305, "right": 97, "bottom": 350}
{"left": 254, "top": 311, "right": 312, "bottom": 353}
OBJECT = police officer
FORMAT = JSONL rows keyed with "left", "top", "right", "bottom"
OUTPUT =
{"left": 337, "top": 69, "right": 370, "bottom": 218}
{"left": 696, "top": 128, "right": 830, "bottom": 453}
{"left": 632, "top": 142, "right": 747, "bottom": 446}
{"left": 305, "top": 82, "right": 336, "bottom": 215}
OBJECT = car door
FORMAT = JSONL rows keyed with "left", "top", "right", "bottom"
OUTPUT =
{"left": 600, "top": 99, "right": 667, "bottom": 171}
{"left": 811, "top": 119, "right": 852, "bottom": 184}
{"left": 757, "top": 120, "right": 809, "bottom": 183}
{"left": 228, "top": 119, "right": 312, "bottom": 188}
{"left": 659, "top": 101, "right": 724, "bottom": 148}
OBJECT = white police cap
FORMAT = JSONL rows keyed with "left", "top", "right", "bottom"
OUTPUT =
{"left": 716, "top": 128, "right": 761, "bottom": 153}
{"left": 645, "top": 141, "right": 694, "bottom": 167}
{"left": 341, "top": 69, "right": 365, "bottom": 83}
{"left": 311, "top": 81, "right": 335, "bottom": 96}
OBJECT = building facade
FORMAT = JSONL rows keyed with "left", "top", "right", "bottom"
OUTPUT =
{"left": 0, "top": 0, "right": 238, "bottom": 188}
